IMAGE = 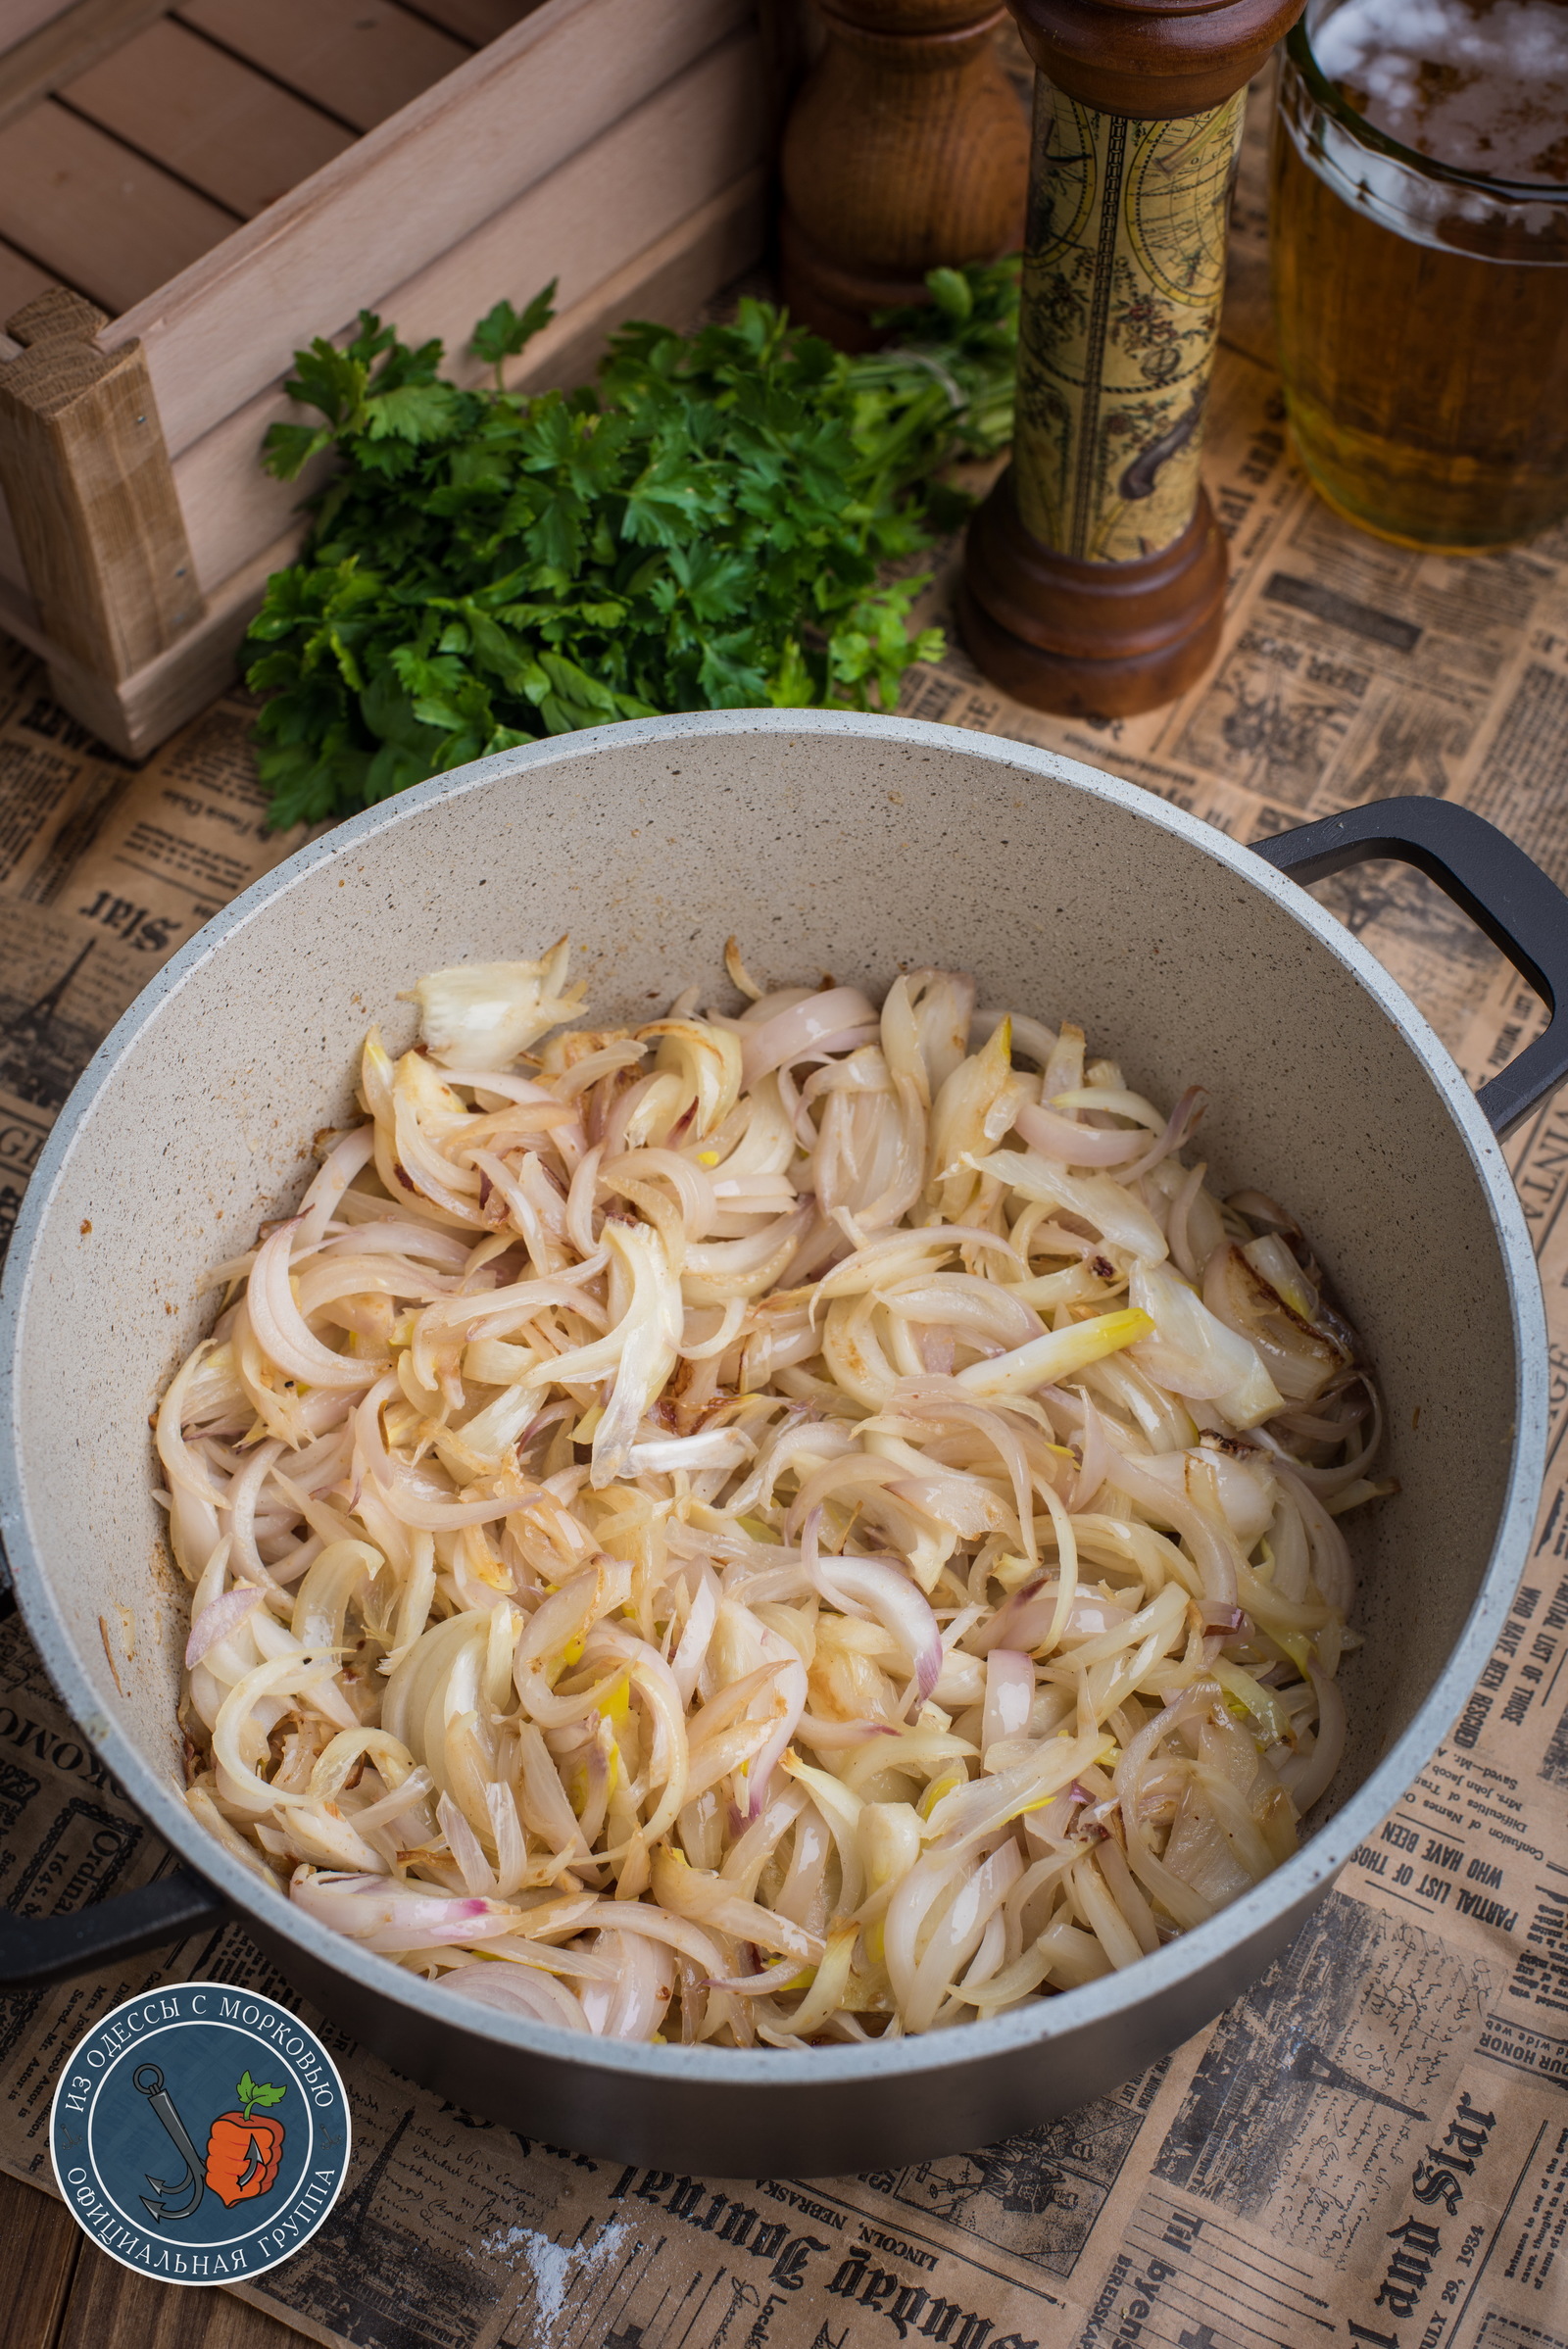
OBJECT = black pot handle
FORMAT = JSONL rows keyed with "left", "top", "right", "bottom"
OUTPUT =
{"left": 1253, "top": 796, "right": 1568, "bottom": 1138}
{"left": 0, "top": 1868, "right": 228, "bottom": 1990}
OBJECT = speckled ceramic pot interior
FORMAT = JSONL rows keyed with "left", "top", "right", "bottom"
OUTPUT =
{"left": 0, "top": 710, "right": 1544, "bottom": 2175}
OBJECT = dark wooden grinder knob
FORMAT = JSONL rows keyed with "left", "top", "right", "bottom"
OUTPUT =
{"left": 960, "top": 0, "right": 1304, "bottom": 719}
{"left": 780, "top": 0, "right": 1030, "bottom": 351}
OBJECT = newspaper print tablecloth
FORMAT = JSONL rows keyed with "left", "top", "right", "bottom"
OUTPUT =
{"left": 2, "top": 68, "right": 1568, "bottom": 2349}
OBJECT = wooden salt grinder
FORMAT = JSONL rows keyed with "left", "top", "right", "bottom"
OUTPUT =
{"left": 960, "top": 0, "right": 1303, "bottom": 718}
{"left": 779, "top": 0, "right": 1030, "bottom": 351}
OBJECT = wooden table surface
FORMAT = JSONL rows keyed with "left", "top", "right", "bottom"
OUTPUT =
{"left": 0, "top": 2169, "right": 299, "bottom": 2349}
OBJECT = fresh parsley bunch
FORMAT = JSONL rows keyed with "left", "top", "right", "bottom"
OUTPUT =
{"left": 245, "top": 262, "right": 1019, "bottom": 828}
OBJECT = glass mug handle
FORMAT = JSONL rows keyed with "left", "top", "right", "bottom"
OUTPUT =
{"left": 1253, "top": 796, "right": 1568, "bottom": 1138}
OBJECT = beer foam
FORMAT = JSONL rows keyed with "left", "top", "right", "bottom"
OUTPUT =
{"left": 1314, "top": 0, "right": 1568, "bottom": 180}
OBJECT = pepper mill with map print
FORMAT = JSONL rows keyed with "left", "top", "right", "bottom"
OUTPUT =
{"left": 960, "top": 0, "right": 1303, "bottom": 717}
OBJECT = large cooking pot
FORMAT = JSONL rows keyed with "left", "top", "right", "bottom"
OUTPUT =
{"left": 3, "top": 711, "right": 1565, "bottom": 2178}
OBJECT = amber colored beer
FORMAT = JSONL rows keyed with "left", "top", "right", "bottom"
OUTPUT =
{"left": 1271, "top": 0, "right": 1568, "bottom": 553}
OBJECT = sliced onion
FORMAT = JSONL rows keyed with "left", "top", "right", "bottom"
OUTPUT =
{"left": 967, "top": 1579, "right": 1098, "bottom": 1655}
{"left": 165, "top": 947, "right": 1378, "bottom": 2047}
{"left": 296, "top": 1126, "right": 376, "bottom": 1248}
{"left": 982, "top": 1650, "right": 1034, "bottom": 1752}
{"left": 1124, "top": 1085, "right": 1207, "bottom": 1181}
{"left": 576, "top": 1929, "right": 677, "bottom": 2038}
{"left": 739, "top": 988, "right": 878, "bottom": 1091}
{"left": 1276, "top": 1663, "right": 1347, "bottom": 1812}
{"left": 1129, "top": 1257, "right": 1282, "bottom": 1428}
{"left": 572, "top": 1898, "right": 728, "bottom": 1977}
{"left": 1202, "top": 1243, "right": 1346, "bottom": 1405}
{"left": 651, "top": 1847, "right": 823, "bottom": 1966}
{"left": 406, "top": 947, "right": 586, "bottom": 1070}
{"left": 812, "top": 1225, "right": 1023, "bottom": 1309}
{"left": 975, "top": 1148, "right": 1169, "bottom": 1260}
{"left": 802, "top": 1514, "right": 943, "bottom": 1703}
{"left": 1102, "top": 1444, "right": 1242, "bottom": 1607}
{"left": 956, "top": 1306, "right": 1152, "bottom": 1401}
{"left": 291, "top": 1868, "right": 518, "bottom": 1951}
{"left": 1014, "top": 1100, "right": 1146, "bottom": 1168}
{"left": 185, "top": 1585, "right": 264, "bottom": 1669}
{"left": 440, "top": 1962, "right": 592, "bottom": 2030}
{"left": 740, "top": 1650, "right": 808, "bottom": 1819}
{"left": 248, "top": 1220, "right": 384, "bottom": 1389}
{"left": 628, "top": 1429, "right": 752, "bottom": 1475}
{"left": 795, "top": 1712, "right": 902, "bottom": 1750}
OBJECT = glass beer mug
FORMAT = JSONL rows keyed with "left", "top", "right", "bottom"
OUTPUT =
{"left": 1270, "top": 0, "right": 1568, "bottom": 552}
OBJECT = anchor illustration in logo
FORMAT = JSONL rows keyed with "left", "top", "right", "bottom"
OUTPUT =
{"left": 132, "top": 2064, "right": 288, "bottom": 2222}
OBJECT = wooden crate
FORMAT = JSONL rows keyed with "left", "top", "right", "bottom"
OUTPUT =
{"left": 0, "top": 0, "right": 770, "bottom": 758}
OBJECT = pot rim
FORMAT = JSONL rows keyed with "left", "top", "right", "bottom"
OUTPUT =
{"left": 0, "top": 708, "right": 1546, "bottom": 2091}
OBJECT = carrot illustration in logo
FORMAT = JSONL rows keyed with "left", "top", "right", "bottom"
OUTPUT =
{"left": 204, "top": 2072, "right": 287, "bottom": 2208}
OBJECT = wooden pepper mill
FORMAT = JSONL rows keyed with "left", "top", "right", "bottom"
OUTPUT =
{"left": 779, "top": 0, "right": 1030, "bottom": 351}
{"left": 960, "top": 0, "right": 1303, "bottom": 717}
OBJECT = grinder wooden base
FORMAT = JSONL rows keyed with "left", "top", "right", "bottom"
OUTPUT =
{"left": 958, "top": 465, "right": 1229, "bottom": 720}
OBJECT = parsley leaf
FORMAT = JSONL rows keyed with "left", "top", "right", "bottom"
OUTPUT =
{"left": 245, "top": 262, "right": 1018, "bottom": 830}
{"left": 471, "top": 280, "right": 560, "bottom": 389}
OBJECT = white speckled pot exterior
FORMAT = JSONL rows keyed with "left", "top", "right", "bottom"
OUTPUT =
{"left": 0, "top": 711, "right": 1546, "bottom": 2178}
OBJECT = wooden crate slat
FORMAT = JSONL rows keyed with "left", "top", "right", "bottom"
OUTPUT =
{"left": 377, "top": 32, "right": 765, "bottom": 384}
{"left": 63, "top": 17, "right": 355, "bottom": 220}
{"left": 168, "top": 397, "right": 322, "bottom": 603}
{"left": 0, "top": 101, "right": 237, "bottom": 314}
{"left": 176, "top": 0, "right": 469, "bottom": 132}
{"left": 0, "top": 286, "right": 204, "bottom": 681}
{"left": 399, "top": 0, "right": 547, "bottom": 43}
{"left": 0, "top": 512, "right": 31, "bottom": 612}
{"left": 0, "top": 0, "right": 173, "bottom": 135}
{"left": 1, "top": 0, "right": 93, "bottom": 51}
{"left": 0, "top": 236, "right": 60, "bottom": 323}
{"left": 103, "top": 0, "right": 752, "bottom": 458}
{"left": 0, "top": 560, "right": 44, "bottom": 645}
{"left": 0, "top": 510, "right": 285, "bottom": 752}
{"left": 512, "top": 167, "right": 765, "bottom": 393}
{"left": 169, "top": 27, "right": 766, "bottom": 599}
